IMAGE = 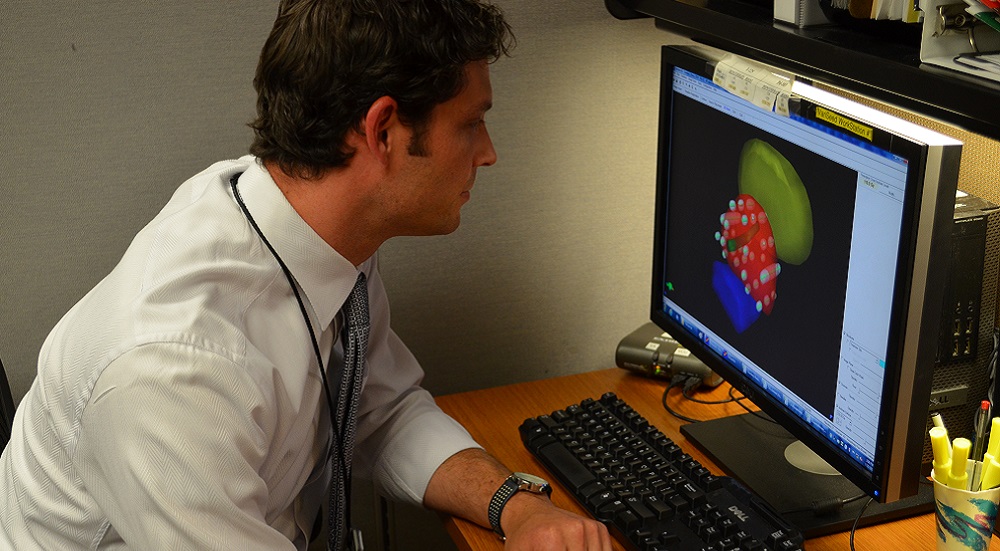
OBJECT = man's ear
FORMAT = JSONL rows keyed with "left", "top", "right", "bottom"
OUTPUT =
{"left": 362, "top": 96, "right": 399, "bottom": 165}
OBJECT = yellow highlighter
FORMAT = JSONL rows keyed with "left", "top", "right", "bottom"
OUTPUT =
{"left": 949, "top": 437, "right": 972, "bottom": 490}
{"left": 984, "top": 417, "right": 1000, "bottom": 465}
{"left": 930, "top": 426, "right": 952, "bottom": 487}
{"left": 980, "top": 457, "right": 1000, "bottom": 491}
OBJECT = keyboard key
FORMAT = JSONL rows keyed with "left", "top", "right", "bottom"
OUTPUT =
{"left": 577, "top": 480, "right": 606, "bottom": 500}
{"left": 597, "top": 499, "right": 627, "bottom": 523}
{"left": 588, "top": 490, "right": 616, "bottom": 510}
{"left": 624, "top": 496, "right": 656, "bottom": 524}
{"left": 615, "top": 509, "right": 641, "bottom": 532}
{"left": 645, "top": 495, "right": 675, "bottom": 520}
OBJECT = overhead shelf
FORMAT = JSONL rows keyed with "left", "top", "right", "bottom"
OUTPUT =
{"left": 609, "top": 0, "right": 1000, "bottom": 141}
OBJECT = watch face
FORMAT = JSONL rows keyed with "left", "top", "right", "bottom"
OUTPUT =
{"left": 514, "top": 472, "right": 548, "bottom": 485}
{"left": 512, "top": 472, "right": 551, "bottom": 495}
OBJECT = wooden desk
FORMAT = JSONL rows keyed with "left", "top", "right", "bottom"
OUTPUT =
{"left": 435, "top": 368, "right": 937, "bottom": 550}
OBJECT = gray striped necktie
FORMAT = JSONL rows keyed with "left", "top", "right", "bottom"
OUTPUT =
{"left": 329, "top": 272, "right": 369, "bottom": 551}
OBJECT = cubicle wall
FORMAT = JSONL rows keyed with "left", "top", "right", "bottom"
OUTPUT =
{"left": 2, "top": 2, "right": 676, "bottom": 549}
{"left": 1, "top": 1, "right": 674, "bottom": 412}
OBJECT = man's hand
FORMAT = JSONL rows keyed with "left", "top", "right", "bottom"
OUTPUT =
{"left": 500, "top": 491, "right": 612, "bottom": 551}
{"left": 423, "top": 448, "right": 612, "bottom": 550}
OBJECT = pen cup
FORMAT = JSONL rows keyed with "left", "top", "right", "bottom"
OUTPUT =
{"left": 932, "top": 460, "right": 1000, "bottom": 551}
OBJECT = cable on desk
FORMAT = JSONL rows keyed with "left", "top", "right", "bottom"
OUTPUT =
{"left": 661, "top": 374, "right": 704, "bottom": 423}
{"left": 848, "top": 497, "right": 874, "bottom": 551}
{"left": 781, "top": 493, "right": 867, "bottom": 517}
{"left": 682, "top": 383, "right": 738, "bottom": 404}
{"left": 665, "top": 375, "right": 778, "bottom": 424}
{"left": 726, "top": 386, "right": 777, "bottom": 424}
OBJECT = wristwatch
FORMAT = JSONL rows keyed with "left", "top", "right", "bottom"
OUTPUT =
{"left": 487, "top": 472, "right": 552, "bottom": 540}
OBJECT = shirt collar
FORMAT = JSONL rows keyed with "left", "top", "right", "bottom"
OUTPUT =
{"left": 233, "top": 158, "right": 368, "bottom": 332}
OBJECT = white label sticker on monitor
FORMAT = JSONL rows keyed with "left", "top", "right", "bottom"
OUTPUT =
{"left": 713, "top": 55, "right": 793, "bottom": 115}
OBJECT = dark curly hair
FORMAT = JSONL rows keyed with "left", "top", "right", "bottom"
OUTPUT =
{"left": 249, "top": 0, "right": 514, "bottom": 179}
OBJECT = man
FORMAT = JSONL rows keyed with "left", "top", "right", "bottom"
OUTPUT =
{"left": 0, "top": 1, "right": 612, "bottom": 549}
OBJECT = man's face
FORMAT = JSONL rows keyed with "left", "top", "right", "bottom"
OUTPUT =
{"left": 385, "top": 61, "right": 497, "bottom": 236}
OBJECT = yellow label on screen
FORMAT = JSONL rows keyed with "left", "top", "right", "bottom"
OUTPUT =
{"left": 815, "top": 106, "right": 873, "bottom": 141}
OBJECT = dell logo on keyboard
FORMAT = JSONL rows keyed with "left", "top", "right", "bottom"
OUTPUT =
{"left": 728, "top": 505, "right": 749, "bottom": 522}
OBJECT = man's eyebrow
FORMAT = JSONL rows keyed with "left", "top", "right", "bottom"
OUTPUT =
{"left": 465, "top": 101, "right": 492, "bottom": 121}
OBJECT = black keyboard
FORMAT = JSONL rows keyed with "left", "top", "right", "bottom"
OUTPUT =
{"left": 519, "top": 392, "right": 804, "bottom": 551}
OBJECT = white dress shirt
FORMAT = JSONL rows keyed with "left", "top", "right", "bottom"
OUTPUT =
{"left": 0, "top": 156, "right": 481, "bottom": 549}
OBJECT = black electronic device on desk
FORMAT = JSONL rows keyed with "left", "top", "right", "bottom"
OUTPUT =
{"left": 520, "top": 393, "right": 804, "bottom": 551}
{"left": 616, "top": 322, "right": 723, "bottom": 387}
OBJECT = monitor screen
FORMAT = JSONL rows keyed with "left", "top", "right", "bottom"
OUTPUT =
{"left": 650, "top": 45, "right": 961, "bottom": 527}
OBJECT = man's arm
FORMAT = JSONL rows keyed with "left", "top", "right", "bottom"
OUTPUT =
{"left": 423, "top": 448, "right": 612, "bottom": 550}
{"left": 75, "top": 347, "right": 297, "bottom": 550}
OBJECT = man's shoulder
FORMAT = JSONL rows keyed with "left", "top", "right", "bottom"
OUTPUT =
{"left": 58, "top": 155, "right": 284, "bottom": 373}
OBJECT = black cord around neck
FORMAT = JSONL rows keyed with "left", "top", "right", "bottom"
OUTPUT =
{"left": 229, "top": 173, "right": 353, "bottom": 544}
{"left": 230, "top": 174, "right": 337, "bottom": 433}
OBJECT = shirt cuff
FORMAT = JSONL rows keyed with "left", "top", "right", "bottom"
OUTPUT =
{"left": 362, "top": 391, "right": 483, "bottom": 505}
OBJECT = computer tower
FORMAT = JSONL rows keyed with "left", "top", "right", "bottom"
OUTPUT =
{"left": 922, "top": 191, "right": 1000, "bottom": 467}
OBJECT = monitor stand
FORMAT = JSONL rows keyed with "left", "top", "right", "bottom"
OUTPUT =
{"left": 680, "top": 411, "right": 934, "bottom": 538}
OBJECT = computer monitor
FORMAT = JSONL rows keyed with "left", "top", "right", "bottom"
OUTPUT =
{"left": 650, "top": 45, "right": 962, "bottom": 536}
